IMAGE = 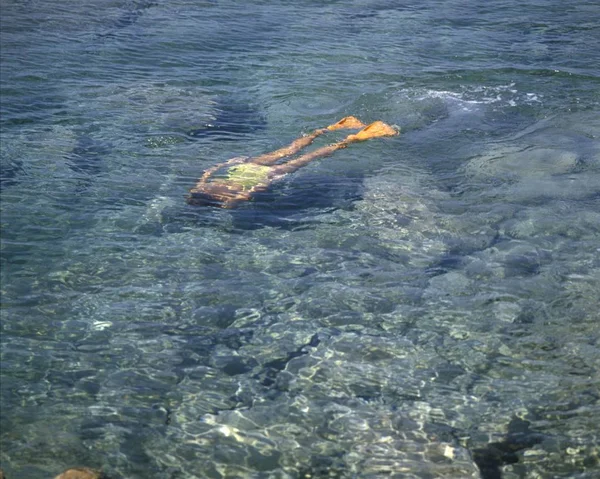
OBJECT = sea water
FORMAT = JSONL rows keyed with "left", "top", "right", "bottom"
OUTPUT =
{"left": 1, "top": 1, "right": 599, "bottom": 478}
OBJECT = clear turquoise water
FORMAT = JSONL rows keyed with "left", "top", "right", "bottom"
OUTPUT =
{"left": 1, "top": 1, "right": 599, "bottom": 478}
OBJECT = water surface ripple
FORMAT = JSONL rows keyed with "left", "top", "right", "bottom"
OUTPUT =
{"left": 1, "top": 1, "right": 599, "bottom": 478}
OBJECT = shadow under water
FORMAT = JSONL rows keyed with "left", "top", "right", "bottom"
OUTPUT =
{"left": 472, "top": 418, "right": 546, "bottom": 479}
{"left": 66, "top": 135, "right": 111, "bottom": 175}
{"left": 155, "top": 172, "right": 364, "bottom": 235}
{"left": 0, "top": 160, "right": 24, "bottom": 188}
{"left": 99, "top": 0, "right": 157, "bottom": 39}
{"left": 186, "top": 98, "right": 267, "bottom": 142}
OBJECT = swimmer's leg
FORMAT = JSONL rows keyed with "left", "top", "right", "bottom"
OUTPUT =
{"left": 271, "top": 121, "right": 398, "bottom": 175}
{"left": 327, "top": 116, "right": 367, "bottom": 131}
{"left": 250, "top": 116, "right": 366, "bottom": 166}
{"left": 344, "top": 120, "right": 398, "bottom": 143}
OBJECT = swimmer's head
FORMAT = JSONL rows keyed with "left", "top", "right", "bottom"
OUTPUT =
{"left": 187, "top": 191, "right": 219, "bottom": 207}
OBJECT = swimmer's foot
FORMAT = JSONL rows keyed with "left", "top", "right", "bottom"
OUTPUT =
{"left": 326, "top": 116, "right": 367, "bottom": 131}
{"left": 346, "top": 121, "right": 399, "bottom": 142}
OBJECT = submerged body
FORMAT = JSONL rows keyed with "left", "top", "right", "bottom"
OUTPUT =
{"left": 187, "top": 157, "right": 283, "bottom": 207}
{"left": 188, "top": 117, "right": 398, "bottom": 208}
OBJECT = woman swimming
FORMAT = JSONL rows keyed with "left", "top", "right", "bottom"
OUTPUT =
{"left": 187, "top": 116, "right": 398, "bottom": 208}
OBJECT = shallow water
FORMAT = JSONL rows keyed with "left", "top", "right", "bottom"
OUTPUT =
{"left": 1, "top": 1, "right": 599, "bottom": 478}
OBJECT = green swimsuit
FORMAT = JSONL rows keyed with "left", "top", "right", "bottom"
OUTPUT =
{"left": 224, "top": 163, "right": 272, "bottom": 190}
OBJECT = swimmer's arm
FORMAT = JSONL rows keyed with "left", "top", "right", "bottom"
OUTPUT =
{"left": 221, "top": 190, "right": 254, "bottom": 208}
{"left": 221, "top": 181, "right": 274, "bottom": 208}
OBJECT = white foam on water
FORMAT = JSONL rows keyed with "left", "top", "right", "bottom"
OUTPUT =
{"left": 390, "top": 82, "right": 542, "bottom": 114}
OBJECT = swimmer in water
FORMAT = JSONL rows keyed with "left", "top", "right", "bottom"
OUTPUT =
{"left": 187, "top": 116, "right": 398, "bottom": 208}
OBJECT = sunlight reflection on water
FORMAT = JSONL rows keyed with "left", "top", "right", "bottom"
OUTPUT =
{"left": 1, "top": 1, "right": 599, "bottom": 478}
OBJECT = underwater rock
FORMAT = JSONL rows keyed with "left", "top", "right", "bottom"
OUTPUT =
{"left": 472, "top": 418, "right": 544, "bottom": 479}
{"left": 464, "top": 145, "right": 579, "bottom": 181}
{"left": 461, "top": 119, "right": 600, "bottom": 204}
{"left": 425, "top": 271, "right": 473, "bottom": 298}
{"left": 506, "top": 173, "right": 600, "bottom": 202}
{"left": 356, "top": 173, "right": 449, "bottom": 268}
